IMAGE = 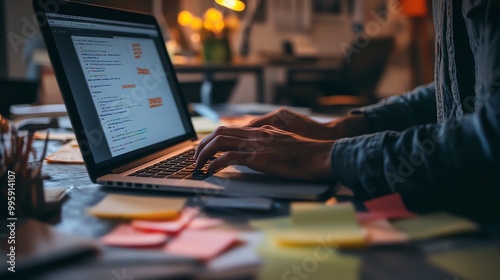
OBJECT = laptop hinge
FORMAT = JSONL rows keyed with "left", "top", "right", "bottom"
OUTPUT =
{"left": 111, "top": 140, "right": 195, "bottom": 174}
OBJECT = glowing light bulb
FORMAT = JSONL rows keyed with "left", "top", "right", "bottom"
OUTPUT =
{"left": 214, "top": 20, "right": 225, "bottom": 33}
{"left": 190, "top": 17, "right": 203, "bottom": 30}
{"left": 203, "top": 19, "right": 214, "bottom": 30}
{"left": 215, "top": 0, "right": 246, "bottom": 12}
{"left": 177, "top": 10, "right": 193, "bottom": 27}
{"left": 205, "top": 8, "right": 223, "bottom": 22}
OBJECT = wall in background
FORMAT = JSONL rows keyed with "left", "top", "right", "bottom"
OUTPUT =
{"left": 0, "top": 1, "right": 7, "bottom": 78}
{"left": 2, "top": 0, "right": 432, "bottom": 101}
{"left": 249, "top": 0, "right": 352, "bottom": 56}
{"left": 5, "top": 0, "right": 33, "bottom": 78}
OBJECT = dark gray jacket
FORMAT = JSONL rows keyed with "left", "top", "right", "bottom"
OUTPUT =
{"left": 332, "top": 0, "right": 500, "bottom": 217}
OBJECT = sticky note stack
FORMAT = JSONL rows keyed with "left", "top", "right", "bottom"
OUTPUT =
{"left": 252, "top": 202, "right": 366, "bottom": 248}
{"left": 101, "top": 224, "right": 169, "bottom": 247}
{"left": 251, "top": 193, "right": 481, "bottom": 280}
{"left": 88, "top": 194, "right": 186, "bottom": 220}
{"left": 90, "top": 194, "right": 232, "bottom": 261}
{"left": 252, "top": 203, "right": 363, "bottom": 280}
{"left": 256, "top": 236, "right": 361, "bottom": 280}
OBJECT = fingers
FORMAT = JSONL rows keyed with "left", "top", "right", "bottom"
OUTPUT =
{"left": 206, "top": 151, "right": 260, "bottom": 173}
{"left": 195, "top": 135, "right": 254, "bottom": 169}
{"left": 194, "top": 126, "right": 261, "bottom": 159}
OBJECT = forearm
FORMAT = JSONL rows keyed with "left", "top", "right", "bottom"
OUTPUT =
{"left": 331, "top": 89, "right": 500, "bottom": 215}
{"left": 351, "top": 83, "right": 437, "bottom": 133}
{"left": 324, "top": 114, "right": 371, "bottom": 139}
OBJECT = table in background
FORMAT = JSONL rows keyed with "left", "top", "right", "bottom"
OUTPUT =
{"left": 173, "top": 56, "right": 267, "bottom": 105}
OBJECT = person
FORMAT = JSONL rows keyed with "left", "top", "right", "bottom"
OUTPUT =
{"left": 194, "top": 0, "right": 500, "bottom": 218}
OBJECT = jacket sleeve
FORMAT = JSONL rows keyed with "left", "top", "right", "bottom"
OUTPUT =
{"left": 332, "top": 6, "right": 500, "bottom": 216}
{"left": 351, "top": 82, "right": 437, "bottom": 133}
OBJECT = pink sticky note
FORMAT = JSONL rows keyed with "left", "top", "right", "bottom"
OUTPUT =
{"left": 360, "top": 219, "right": 409, "bottom": 244}
{"left": 187, "top": 217, "right": 223, "bottom": 230}
{"left": 132, "top": 208, "right": 199, "bottom": 233}
{"left": 364, "top": 193, "right": 414, "bottom": 219}
{"left": 164, "top": 230, "right": 238, "bottom": 261}
{"left": 101, "top": 224, "right": 168, "bottom": 247}
{"left": 356, "top": 212, "right": 387, "bottom": 222}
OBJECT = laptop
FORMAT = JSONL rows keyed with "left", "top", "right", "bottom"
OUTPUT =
{"left": 34, "top": 0, "right": 333, "bottom": 200}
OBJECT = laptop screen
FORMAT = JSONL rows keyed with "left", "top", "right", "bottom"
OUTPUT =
{"left": 46, "top": 13, "right": 191, "bottom": 164}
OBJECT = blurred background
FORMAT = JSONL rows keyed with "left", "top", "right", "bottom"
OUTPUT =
{"left": 0, "top": 0, "right": 435, "bottom": 118}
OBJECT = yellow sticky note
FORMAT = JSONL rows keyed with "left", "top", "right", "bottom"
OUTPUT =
{"left": 391, "top": 212, "right": 477, "bottom": 240}
{"left": 251, "top": 203, "right": 366, "bottom": 248}
{"left": 250, "top": 217, "right": 290, "bottom": 230}
{"left": 88, "top": 194, "right": 186, "bottom": 220}
{"left": 428, "top": 246, "right": 500, "bottom": 280}
{"left": 257, "top": 236, "right": 360, "bottom": 280}
{"left": 292, "top": 203, "right": 356, "bottom": 226}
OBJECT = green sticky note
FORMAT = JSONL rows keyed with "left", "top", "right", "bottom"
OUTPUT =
{"left": 251, "top": 203, "right": 366, "bottom": 248}
{"left": 257, "top": 236, "right": 361, "bottom": 280}
{"left": 391, "top": 212, "right": 477, "bottom": 240}
{"left": 428, "top": 246, "right": 500, "bottom": 280}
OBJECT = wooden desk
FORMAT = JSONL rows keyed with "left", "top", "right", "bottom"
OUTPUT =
{"left": 25, "top": 138, "right": 500, "bottom": 279}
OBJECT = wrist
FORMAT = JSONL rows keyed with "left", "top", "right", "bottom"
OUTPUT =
{"left": 312, "top": 141, "right": 336, "bottom": 181}
{"left": 328, "top": 114, "right": 371, "bottom": 139}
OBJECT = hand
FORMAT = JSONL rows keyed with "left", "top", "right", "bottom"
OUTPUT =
{"left": 194, "top": 125, "right": 336, "bottom": 181}
{"left": 247, "top": 108, "right": 333, "bottom": 140}
{"left": 247, "top": 108, "right": 371, "bottom": 140}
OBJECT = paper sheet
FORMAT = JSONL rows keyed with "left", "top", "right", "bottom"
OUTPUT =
{"left": 251, "top": 203, "right": 365, "bottom": 248}
{"left": 428, "top": 245, "right": 500, "bottom": 280}
{"left": 391, "top": 212, "right": 478, "bottom": 240}
{"left": 164, "top": 230, "right": 239, "bottom": 261}
{"left": 101, "top": 224, "right": 168, "bottom": 247}
{"left": 44, "top": 187, "right": 67, "bottom": 203}
{"left": 45, "top": 141, "right": 84, "bottom": 164}
{"left": 364, "top": 193, "right": 414, "bottom": 219}
{"left": 87, "top": 194, "right": 186, "bottom": 220}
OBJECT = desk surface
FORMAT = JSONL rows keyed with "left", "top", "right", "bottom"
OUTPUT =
{"left": 31, "top": 139, "right": 500, "bottom": 280}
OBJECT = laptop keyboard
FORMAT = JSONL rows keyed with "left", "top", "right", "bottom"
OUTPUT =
{"left": 127, "top": 149, "right": 219, "bottom": 180}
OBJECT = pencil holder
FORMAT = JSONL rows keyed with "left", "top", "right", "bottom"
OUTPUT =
{"left": 0, "top": 129, "right": 60, "bottom": 219}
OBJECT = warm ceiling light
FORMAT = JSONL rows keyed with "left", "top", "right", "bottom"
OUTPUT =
{"left": 215, "top": 0, "right": 246, "bottom": 12}
{"left": 177, "top": 10, "right": 194, "bottom": 27}
{"left": 203, "top": 19, "right": 215, "bottom": 30}
{"left": 213, "top": 20, "right": 225, "bottom": 33}
{"left": 190, "top": 17, "right": 203, "bottom": 31}
{"left": 205, "top": 7, "right": 223, "bottom": 22}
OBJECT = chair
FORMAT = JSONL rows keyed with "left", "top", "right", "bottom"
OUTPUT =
{"left": 315, "top": 36, "right": 395, "bottom": 113}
